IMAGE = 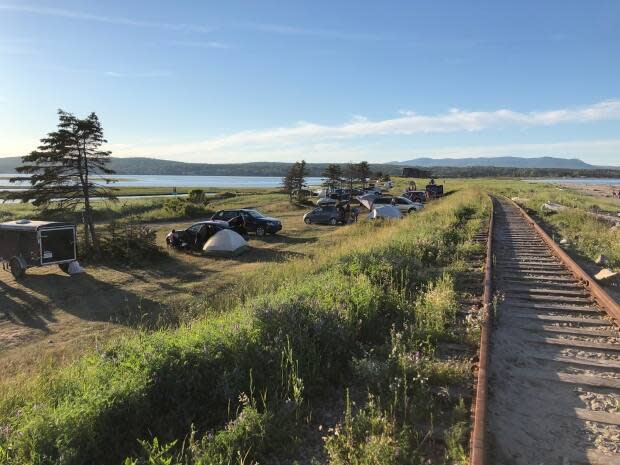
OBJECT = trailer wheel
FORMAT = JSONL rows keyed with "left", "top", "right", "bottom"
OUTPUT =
{"left": 9, "top": 258, "right": 25, "bottom": 279}
{"left": 59, "top": 263, "right": 71, "bottom": 274}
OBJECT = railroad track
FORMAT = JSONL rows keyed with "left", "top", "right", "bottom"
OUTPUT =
{"left": 475, "top": 196, "right": 620, "bottom": 465}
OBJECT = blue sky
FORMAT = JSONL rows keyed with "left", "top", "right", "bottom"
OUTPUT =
{"left": 1, "top": 1, "right": 619, "bottom": 165}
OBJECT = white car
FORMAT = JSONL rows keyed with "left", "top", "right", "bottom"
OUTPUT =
{"left": 372, "top": 196, "right": 424, "bottom": 214}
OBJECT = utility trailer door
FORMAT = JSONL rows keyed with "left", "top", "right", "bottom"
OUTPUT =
{"left": 39, "top": 227, "right": 76, "bottom": 265}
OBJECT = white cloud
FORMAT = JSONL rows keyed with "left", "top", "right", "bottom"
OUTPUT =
{"left": 107, "top": 138, "right": 620, "bottom": 166}
{"left": 0, "top": 38, "right": 35, "bottom": 55}
{"left": 168, "top": 40, "right": 229, "bottom": 49}
{"left": 107, "top": 100, "right": 620, "bottom": 160}
{"left": 105, "top": 70, "right": 171, "bottom": 78}
{"left": 0, "top": 4, "right": 211, "bottom": 33}
{"left": 250, "top": 23, "right": 384, "bottom": 41}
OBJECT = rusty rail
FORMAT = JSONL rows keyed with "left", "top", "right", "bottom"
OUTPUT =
{"left": 506, "top": 196, "right": 620, "bottom": 325}
{"left": 470, "top": 196, "right": 494, "bottom": 465}
{"left": 469, "top": 195, "right": 620, "bottom": 464}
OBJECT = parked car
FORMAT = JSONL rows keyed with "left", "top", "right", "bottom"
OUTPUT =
{"left": 316, "top": 191, "right": 351, "bottom": 206}
{"left": 166, "top": 220, "right": 230, "bottom": 251}
{"left": 211, "top": 209, "right": 282, "bottom": 236}
{"left": 403, "top": 191, "right": 426, "bottom": 203}
{"left": 303, "top": 206, "right": 343, "bottom": 225}
{"left": 373, "top": 196, "right": 423, "bottom": 214}
{"left": 0, "top": 220, "right": 78, "bottom": 278}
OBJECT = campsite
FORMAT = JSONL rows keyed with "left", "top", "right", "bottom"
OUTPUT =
{"left": 2, "top": 3, "right": 620, "bottom": 462}
{"left": 1, "top": 174, "right": 620, "bottom": 464}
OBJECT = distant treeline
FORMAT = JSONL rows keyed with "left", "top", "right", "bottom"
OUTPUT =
{"left": 0, "top": 156, "right": 405, "bottom": 177}
{"left": 423, "top": 166, "right": 620, "bottom": 178}
{"left": 2, "top": 156, "right": 619, "bottom": 179}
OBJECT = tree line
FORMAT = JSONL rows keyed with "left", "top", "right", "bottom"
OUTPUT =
{"left": 281, "top": 161, "right": 391, "bottom": 201}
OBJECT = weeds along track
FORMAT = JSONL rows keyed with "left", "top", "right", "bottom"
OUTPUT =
{"left": 485, "top": 196, "right": 620, "bottom": 465}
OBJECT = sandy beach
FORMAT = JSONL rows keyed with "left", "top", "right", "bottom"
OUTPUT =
{"left": 558, "top": 182, "right": 620, "bottom": 202}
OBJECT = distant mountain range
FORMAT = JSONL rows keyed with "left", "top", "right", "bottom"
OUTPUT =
{"left": 392, "top": 156, "right": 596, "bottom": 169}
{"left": 0, "top": 155, "right": 610, "bottom": 177}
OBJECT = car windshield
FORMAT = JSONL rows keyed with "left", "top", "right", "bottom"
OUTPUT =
{"left": 245, "top": 210, "right": 265, "bottom": 219}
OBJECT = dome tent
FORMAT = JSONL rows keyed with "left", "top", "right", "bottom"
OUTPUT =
{"left": 202, "top": 229, "right": 248, "bottom": 256}
{"left": 367, "top": 205, "right": 403, "bottom": 220}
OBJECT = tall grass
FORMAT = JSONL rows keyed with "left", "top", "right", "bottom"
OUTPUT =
{"left": 0, "top": 187, "right": 489, "bottom": 465}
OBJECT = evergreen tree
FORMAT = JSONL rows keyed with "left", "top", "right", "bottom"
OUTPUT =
{"left": 355, "top": 161, "right": 371, "bottom": 187}
{"left": 281, "top": 168, "right": 295, "bottom": 200}
{"left": 281, "top": 160, "right": 308, "bottom": 201}
{"left": 343, "top": 162, "right": 357, "bottom": 191}
{"left": 9, "top": 109, "right": 117, "bottom": 256}
{"left": 321, "top": 163, "right": 343, "bottom": 189}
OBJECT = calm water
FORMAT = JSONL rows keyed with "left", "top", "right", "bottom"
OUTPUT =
{"left": 0, "top": 174, "right": 325, "bottom": 189}
{"left": 530, "top": 178, "right": 620, "bottom": 186}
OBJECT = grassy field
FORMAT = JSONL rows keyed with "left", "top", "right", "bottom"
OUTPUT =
{"left": 0, "top": 191, "right": 343, "bottom": 376}
{"left": 1, "top": 176, "right": 617, "bottom": 465}
{"left": 0, "top": 185, "right": 490, "bottom": 465}
{"left": 0, "top": 185, "right": 276, "bottom": 198}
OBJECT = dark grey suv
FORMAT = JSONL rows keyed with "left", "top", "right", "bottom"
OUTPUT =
{"left": 303, "top": 206, "right": 343, "bottom": 225}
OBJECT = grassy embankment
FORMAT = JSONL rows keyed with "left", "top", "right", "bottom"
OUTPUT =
{"left": 483, "top": 179, "right": 620, "bottom": 269}
{"left": 0, "top": 189, "right": 284, "bottom": 225}
{"left": 0, "top": 187, "right": 489, "bottom": 465}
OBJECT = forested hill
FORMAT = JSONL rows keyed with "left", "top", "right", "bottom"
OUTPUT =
{"left": 0, "top": 156, "right": 405, "bottom": 177}
{"left": 1, "top": 156, "right": 619, "bottom": 178}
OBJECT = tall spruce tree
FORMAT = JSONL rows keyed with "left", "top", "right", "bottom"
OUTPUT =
{"left": 281, "top": 160, "right": 308, "bottom": 201}
{"left": 10, "top": 110, "right": 117, "bottom": 256}
{"left": 321, "top": 163, "right": 343, "bottom": 189}
{"left": 355, "top": 161, "right": 371, "bottom": 187}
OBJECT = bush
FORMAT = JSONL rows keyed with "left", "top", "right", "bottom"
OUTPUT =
{"left": 188, "top": 189, "right": 206, "bottom": 204}
{"left": 324, "top": 393, "right": 403, "bottom": 465}
{"left": 98, "top": 218, "right": 165, "bottom": 265}
{"left": 163, "top": 198, "right": 211, "bottom": 218}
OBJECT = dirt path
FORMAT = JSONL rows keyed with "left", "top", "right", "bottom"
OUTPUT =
{"left": 0, "top": 207, "right": 341, "bottom": 378}
{"left": 487, "top": 198, "right": 620, "bottom": 465}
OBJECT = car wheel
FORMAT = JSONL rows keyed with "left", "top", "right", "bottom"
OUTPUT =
{"left": 256, "top": 226, "right": 266, "bottom": 236}
{"left": 58, "top": 263, "right": 71, "bottom": 274}
{"left": 408, "top": 208, "right": 415, "bottom": 214}
{"left": 304, "top": 217, "right": 311, "bottom": 224}
{"left": 329, "top": 217, "right": 337, "bottom": 225}
{"left": 9, "top": 257, "right": 25, "bottom": 279}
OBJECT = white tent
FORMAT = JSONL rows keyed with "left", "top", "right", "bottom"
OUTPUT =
{"left": 367, "top": 205, "right": 403, "bottom": 220}
{"left": 203, "top": 229, "right": 248, "bottom": 256}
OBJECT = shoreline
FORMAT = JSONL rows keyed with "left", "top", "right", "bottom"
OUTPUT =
{"left": 557, "top": 182, "right": 620, "bottom": 201}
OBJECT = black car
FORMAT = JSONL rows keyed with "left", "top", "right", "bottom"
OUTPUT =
{"left": 166, "top": 220, "right": 230, "bottom": 251}
{"left": 211, "top": 209, "right": 282, "bottom": 236}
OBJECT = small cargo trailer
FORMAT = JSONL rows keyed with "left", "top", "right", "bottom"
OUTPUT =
{"left": 0, "top": 220, "right": 78, "bottom": 279}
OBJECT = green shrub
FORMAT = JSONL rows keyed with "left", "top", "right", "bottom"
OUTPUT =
{"left": 188, "top": 189, "right": 206, "bottom": 204}
{"left": 324, "top": 393, "right": 403, "bottom": 465}
{"left": 97, "top": 218, "right": 165, "bottom": 264}
{"left": 163, "top": 198, "right": 211, "bottom": 218}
